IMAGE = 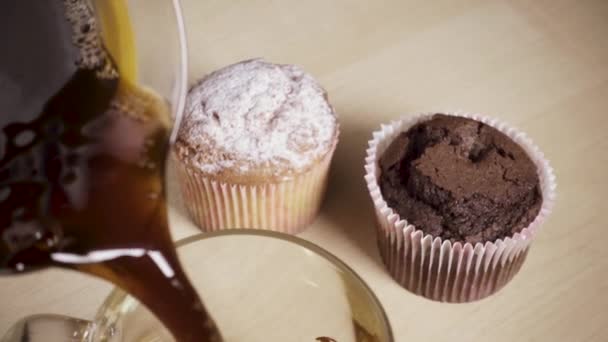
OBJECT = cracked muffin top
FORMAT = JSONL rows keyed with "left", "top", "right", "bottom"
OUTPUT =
{"left": 174, "top": 59, "right": 338, "bottom": 183}
{"left": 378, "top": 114, "right": 542, "bottom": 244}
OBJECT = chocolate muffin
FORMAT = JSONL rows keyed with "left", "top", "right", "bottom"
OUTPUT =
{"left": 378, "top": 114, "right": 542, "bottom": 244}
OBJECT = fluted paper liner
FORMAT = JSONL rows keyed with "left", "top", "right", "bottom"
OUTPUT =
{"left": 176, "top": 143, "right": 336, "bottom": 235}
{"left": 364, "top": 112, "right": 556, "bottom": 302}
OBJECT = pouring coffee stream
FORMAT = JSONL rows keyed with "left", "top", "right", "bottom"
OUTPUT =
{"left": 0, "top": 1, "right": 221, "bottom": 341}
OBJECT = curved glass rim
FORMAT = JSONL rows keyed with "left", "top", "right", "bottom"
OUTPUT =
{"left": 101, "top": 229, "right": 394, "bottom": 341}
{"left": 169, "top": 0, "right": 188, "bottom": 144}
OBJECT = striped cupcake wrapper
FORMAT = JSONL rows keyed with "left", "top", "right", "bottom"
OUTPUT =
{"left": 175, "top": 143, "right": 336, "bottom": 234}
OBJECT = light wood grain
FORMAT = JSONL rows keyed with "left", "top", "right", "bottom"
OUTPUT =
{"left": 2, "top": 0, "right": 608, "bottom": 341}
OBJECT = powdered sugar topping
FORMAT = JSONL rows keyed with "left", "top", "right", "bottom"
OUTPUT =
{"left": 176, "top": 59, "right": 338, "bottom": 177}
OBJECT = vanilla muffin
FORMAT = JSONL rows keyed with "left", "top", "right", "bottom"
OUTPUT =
{"left": 174, "top": 59, "right": 339, "bottom": 233}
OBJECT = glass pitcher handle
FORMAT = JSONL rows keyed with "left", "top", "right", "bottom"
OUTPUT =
{"left": 1, "top": 314, "right": 95, "bottom": 342}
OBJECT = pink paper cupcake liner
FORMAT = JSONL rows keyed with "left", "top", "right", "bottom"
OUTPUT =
{"left": 364, "top": 112, "right": 556, "bottom": 302}
{"left": 175, "top": 143, "right": 336, "bottom": 235}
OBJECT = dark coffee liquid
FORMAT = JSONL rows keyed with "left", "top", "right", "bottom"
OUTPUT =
{"left": 0, "top": 1, "right": 220, "bottom": 341}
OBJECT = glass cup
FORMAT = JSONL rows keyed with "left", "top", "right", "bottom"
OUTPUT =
{"left": 3, "top": 231, "right": 393, "bottom": 341}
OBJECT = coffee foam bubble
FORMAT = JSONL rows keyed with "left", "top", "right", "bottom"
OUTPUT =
{"left": 62, "top": 0, "right": 118, "bottom": 79}
{"left": 61, "top": 1, "right": 169, "bottom": 128}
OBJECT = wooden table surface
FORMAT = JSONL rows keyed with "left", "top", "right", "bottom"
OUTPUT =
{"left": 2, "top": 0, "right": 608, "bottom": 341}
